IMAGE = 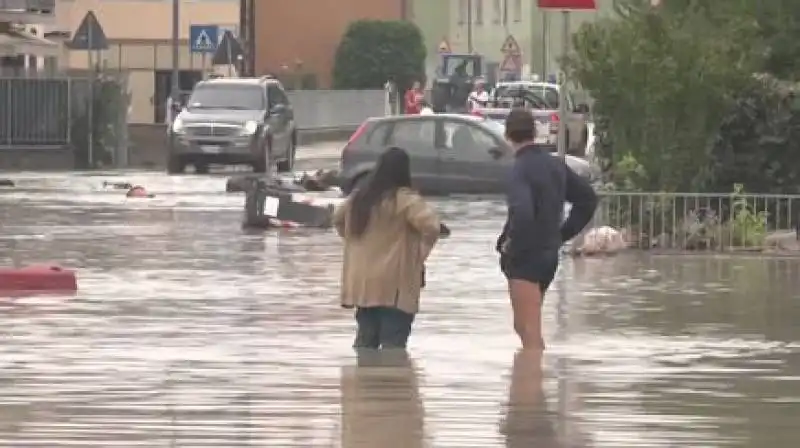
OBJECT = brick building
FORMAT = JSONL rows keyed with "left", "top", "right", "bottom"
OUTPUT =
{"left": 254, "top": 0, "right": 410, "bottom": 88}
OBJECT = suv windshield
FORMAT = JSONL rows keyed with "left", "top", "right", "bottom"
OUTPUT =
{"left": 493, "top": 85, "right": 559, "bottom": 109}
{"left": 187, "top": 84, "right": 265, "bottom": 110}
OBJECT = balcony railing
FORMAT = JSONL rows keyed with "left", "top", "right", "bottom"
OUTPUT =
{"left": 0, "top": 0, "right": 54, "bottom": 13}
{"left": 0, "top": 0, "right": 55, "bottom": 23}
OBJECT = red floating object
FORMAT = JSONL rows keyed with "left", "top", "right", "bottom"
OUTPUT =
{"left": 0, "top": 265, "right": 78, "bottom": 294}
{"left": 537, "top": 0, "right": 596, "bottom": 9}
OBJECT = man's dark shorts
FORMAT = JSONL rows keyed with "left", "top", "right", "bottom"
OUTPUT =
{"left": 500, "top": 249, "right": 560, "bottom": 294}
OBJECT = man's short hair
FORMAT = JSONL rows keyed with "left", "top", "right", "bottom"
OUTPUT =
{"left": 505, "top": 107, "right": 536, "bottom": 143}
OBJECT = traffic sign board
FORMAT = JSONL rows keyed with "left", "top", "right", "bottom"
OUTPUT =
{"left": 438, "top": 38, "right": 451, "bottom": 53}
{"left": 69, "top": 11, "right": 108, "bottom": 50}
{"left": 500, "top": 35, "right": 521, "bottom": 55}
{"left": 212, "top": 30, "right": 244, "bottom": 65}
{"left": 537, "top": 0, "right": 596, "bottom": 9}
{"left": 499, "top": 54, "right": 521, "bottom": 72}
{"left": 190, "top": 24, "right": 218, "bottom": 53}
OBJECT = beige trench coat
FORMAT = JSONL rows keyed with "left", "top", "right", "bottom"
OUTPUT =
{"left": 333, "top": 188, "right": 440, "bottom": 315}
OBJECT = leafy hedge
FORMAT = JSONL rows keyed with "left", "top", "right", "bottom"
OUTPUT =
{"left": 332, "top": 20, "right": 426, "bottom": 94}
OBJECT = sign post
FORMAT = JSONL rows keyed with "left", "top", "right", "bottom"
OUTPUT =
{"left": 70, "top": 11, "right": 108, "bottom": 168}
{"left": 537, "top": 0, "right": 595, "bottom": 159}
{"left": 212, "top": 31, "right": 244, "bottom": 76}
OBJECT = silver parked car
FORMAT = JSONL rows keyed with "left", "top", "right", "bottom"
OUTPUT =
{"left": 167, "top": 76, "right": 296, "bottom": 174}
{"left": 339, "top": 114, "right": 593, "bottom": 195}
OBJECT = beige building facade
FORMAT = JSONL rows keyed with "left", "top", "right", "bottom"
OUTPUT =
{"left": 447, "top": 0, "right": 614, "bottom": 79}
{"left": 54, "top": 0, "right": 239, "bottom": 123}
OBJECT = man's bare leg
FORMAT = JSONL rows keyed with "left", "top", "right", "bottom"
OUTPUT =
{"left": 508, "top": 279, "right": 545, "bottom": 350}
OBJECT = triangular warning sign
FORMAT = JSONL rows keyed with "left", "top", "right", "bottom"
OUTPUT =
{"left": 212, "top": 31, "right": 244, "bottom": 65}
{"left": 500, "top": 35, "right": 520, "bottom": 55}
{"left": 195, "top": 30, "right": 214, "bottom": 50}
{"left": 69, "top": 10, "right": 108, "bottom": 51}
{"left": 438, "top": 39, "right": 451, "bottom": 53}
{"left": 500, "top": 55, "right": 520, "bottom": 72}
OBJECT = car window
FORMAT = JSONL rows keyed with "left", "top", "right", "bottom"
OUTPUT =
{"left": 267, "top": 84, "right": 288, "bottom": 107}
{"left": 366, "top": 123, "right": 390, "bottom": 146}
{"left": 443, "top": 121, "right": 499, "bottom": 150}
{"left": 187, "top": 84, "right": 265, "bottom": 110}
{"left": 387, "top": 121, "right": 435, "bottom": 152}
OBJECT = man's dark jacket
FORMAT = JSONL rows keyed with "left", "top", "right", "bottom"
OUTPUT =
{"left": 496, "top": 144, "right": 598, "bottom": 260}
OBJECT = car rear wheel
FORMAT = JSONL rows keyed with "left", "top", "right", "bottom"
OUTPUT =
{"left": 167, "top": 155, "right": 185, "bottom": 174}
{"left": 276, "top": 135, "right": 296, "bottom": 173}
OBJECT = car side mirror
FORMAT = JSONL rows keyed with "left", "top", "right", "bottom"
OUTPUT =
{"left": 574, "top": 103, "right": 590, "bottom": 114}
{"left": 269, "top": 104, "right": 286, "bottom": 115}
{"left": 488, "top": 147, "right": 504, "bottom": 159}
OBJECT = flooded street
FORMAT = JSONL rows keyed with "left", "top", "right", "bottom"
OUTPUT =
{"left": 1, "top": 149, "right": 800, "bottom": 447}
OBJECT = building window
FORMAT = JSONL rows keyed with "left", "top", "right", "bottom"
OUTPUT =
{"left": 513, "top": 0, "right": 522, "bottom": 22}
{"left": 458, "top": 0, "right": 467, "bottom": 24}
{"left": 475, "top": 0, "right": 483, "bottom": 24}
{"left": 493, "top": 0, "right": 501, "bottom": 23}
{"left": 502, "top": 0, "right": 509, "bottom": 24}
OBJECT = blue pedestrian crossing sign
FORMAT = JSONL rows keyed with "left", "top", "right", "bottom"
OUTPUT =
{"left": 190, "top": 25, "right": 218, "bottom": 53}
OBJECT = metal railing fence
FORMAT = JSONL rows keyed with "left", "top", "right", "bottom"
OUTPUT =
{"left": 593, "top": 191, "right": 800, "bottom": 251}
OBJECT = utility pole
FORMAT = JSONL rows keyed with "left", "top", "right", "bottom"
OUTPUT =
{"left": 556, "top": 11, "right": 569, "bottom": 159}
{"left": 467, "top": 0, "right": 473, "bottom": 53}
{"left": 170, "top": 0, "right": 180, "bottom": 105}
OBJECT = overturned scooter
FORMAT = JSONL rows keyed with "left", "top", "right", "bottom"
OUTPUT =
{"left": 242, "top": 178, "right": 336, "bottom": 229}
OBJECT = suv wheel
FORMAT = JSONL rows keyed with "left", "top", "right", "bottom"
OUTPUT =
{"left": 276, "top": 135, "right": 296, "bottom": 173}
{"left": 167, "top": 155, "right": 185, "bottom": 174}
{"left": 252, "top": 141, "right": 270, "bottom": 173}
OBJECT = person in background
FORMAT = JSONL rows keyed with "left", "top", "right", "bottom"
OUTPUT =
{"left": 497, "top": 108, "right": 598, "bottom": 350}
{"left": 468, "top": 79, "right": 489, "bottom": 110}
{"left": 404, "top": 80, "right": 424, "bottom": 115}
{"left": 333, "top": 147, "right": 441, "bottom": 350}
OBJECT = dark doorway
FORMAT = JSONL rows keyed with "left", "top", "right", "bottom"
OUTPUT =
{"left": 153, "top": 70, "right": 202, "bottom": 123}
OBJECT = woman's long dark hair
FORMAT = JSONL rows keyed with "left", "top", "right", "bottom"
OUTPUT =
{"left": 348, "top": 147, "right": 412, "bottom": 237}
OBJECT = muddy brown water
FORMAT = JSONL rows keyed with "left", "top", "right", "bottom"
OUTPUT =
{"left": 1, "top": 166, "right": 799, "bottom": 447}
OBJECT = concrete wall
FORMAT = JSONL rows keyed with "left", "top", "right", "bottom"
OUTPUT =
{"left": 254, "top": 0, "right": 405, "bottom": 88}
{"left": 0, "top": 88, "right": 386, "bottom": 171}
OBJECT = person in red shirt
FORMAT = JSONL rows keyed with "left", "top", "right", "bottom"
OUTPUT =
{"left": 404, "top": 80, "right": 424, "bottom": 114}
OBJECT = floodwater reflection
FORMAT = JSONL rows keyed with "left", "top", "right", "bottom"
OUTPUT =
{"left": 340, "top": 350, "right": 425, "bottom": 448}
{"left": 1, "top": 172, "right": 800, "bottom": 446}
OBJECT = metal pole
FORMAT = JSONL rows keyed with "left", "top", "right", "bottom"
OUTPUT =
{"left": 170, "top": 0, "right": 180, "bottom": 105}
{"left": 467, "top": 0, "right": 473, "bottom": 53}
{"left": 556, "top": 11, "right": 569, "bottom": 159}
{"left": 87, "top": 21, "right": 94, "bottom": 168}
{"left": 541, "top": 12, "right": 549, "bottom": 81}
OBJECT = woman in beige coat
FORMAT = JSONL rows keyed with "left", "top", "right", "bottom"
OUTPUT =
{"left": 333, "top": 147, "right": 441, "bottom": 349}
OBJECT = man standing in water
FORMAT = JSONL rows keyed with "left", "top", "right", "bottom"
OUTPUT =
{"left": 498, "top": 108, "right": 598, "bottom": 350}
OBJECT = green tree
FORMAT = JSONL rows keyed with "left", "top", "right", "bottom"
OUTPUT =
{"left": 564, "top": 0, "right": 763, "bottom": 191}
{"left": 332, "top": 20, "right": 426, "bottom": 92}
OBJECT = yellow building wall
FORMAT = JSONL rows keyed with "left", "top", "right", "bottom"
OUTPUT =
{"left": 55, "top": 0, "right": 239, "bottom": 123}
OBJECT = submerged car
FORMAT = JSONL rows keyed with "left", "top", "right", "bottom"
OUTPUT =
{"left": 167, "top": 76, "right": 296, "bottom": 174}
{"left": 339, "top": 114, "right": 594, "bottom": 195}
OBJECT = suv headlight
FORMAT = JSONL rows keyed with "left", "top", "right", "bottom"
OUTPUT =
{"left": 242, "top": 120, "right": 258, "bottom": 135}
{"left": 172, "top": 117, "right": 185, "bottom": 134}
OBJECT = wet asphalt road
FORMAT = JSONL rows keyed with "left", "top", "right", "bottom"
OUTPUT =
{"left": 1, "top": 143, "right": 800, "bottom": 447}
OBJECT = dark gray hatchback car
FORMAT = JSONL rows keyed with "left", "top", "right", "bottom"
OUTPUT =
{"left": 339, "top": 114, "right": 593, "bottom": 195}
{"left": 167, "top": 76, "right": 296, "bottom": 174}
